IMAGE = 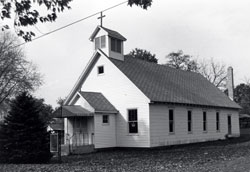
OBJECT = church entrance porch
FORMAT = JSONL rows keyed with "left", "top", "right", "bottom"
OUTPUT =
{"left": 72, "top": 116, "right": 94, "bottom": 146}
{"left": 53, "top": 105, "right": 95, "bottom": 154}
{"left": 67, "top": 116, "right": 94, "bottom": 154}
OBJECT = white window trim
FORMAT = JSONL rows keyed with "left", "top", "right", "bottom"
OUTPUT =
{"left": 127, "top": 108, "right": 139, "bottom": 135}
{"left": 97, "top": 65, "right": 105, "bottom": 75}
{"left": 169, "top": 109, "right": 175, "bottom": 135}
{"left": 203, "top": 111, "right": 207, "bottom": 133}
{"left": 102, "top": 115, "right": 109, "bottom": 126}
{"left": 216, "top": 112, "right": 220, "bottom": 132}
{"left": 94, "top": 37, "right": 100, "bottom": 50}
{"left": 187, "top": 110, "right": 193, "bottom": 134}
{"left": 100, "top": 35, "right": 106, "bottom": 48}
{"left": 95, "top": 35, "right": 106, "bottom": 50}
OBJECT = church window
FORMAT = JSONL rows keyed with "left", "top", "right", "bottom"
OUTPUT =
{"left": 169, "top": 109, "right": 174, "bottom": 133}
{"left": 216, "top": 112, "right": 220, "bottom": 131}
{"left": 95, "top": 36, "right": 106, "bottom": 50}
{"left": 203, "top": 111, "right": 207, "bottom": 132}
{"left": 102, "top": 115, "right": 109, "bottom": 124}
{"left": 128, "top": 109, "right": 138, "bottom": 134}
{"left": 101, "top": 36, "right": 106, "bottom": 48}
{"left": 188, "top": 110, "right": 192, "bottom": 133}
{"left": 116, "top": 40, "right": 121, "bottom": 53}
{"left": 111, "top": 37, "right": 122, "bottom": 53}
{"left": 97, "top": 66, "right": 104, "bottom": 75}
{"left": 95, "top": 37, "right": 100, "bottom": 50}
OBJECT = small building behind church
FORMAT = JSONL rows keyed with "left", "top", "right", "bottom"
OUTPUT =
{"left": 57, "top": 25, "right": 240, "bottom": 154}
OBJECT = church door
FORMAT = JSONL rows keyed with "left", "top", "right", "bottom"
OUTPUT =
{"left": 73, "top": 117, "right": 87, "bottom": 146}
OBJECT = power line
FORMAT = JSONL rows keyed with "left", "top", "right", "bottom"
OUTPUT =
{"left": 34, "top": 25, "right": 44, "bottom": 35}
{"left": 13, "top": 0, "right": 128, "bottom": 48}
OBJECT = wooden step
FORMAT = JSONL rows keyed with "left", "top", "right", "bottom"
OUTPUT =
{"left": 71, "top": 145, "right": 95, "bottom": 154}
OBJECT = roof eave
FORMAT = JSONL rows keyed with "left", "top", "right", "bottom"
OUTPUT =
{"left": 79, "top": 91, "right": 119, "bottom": 114}
{"left": 108, "top": 35, "right": 127, "bottom": 41}
{"left": 95, "top": 110, "right": 119, "bottom": 114}
{"left": 89, "top": 26, "right": 101, "bottom": 41}
{"left": 150, "top": 101, "right": 241, "bottom": 110}
{"left": 64, "top": 51, "right": 102, "bottom": 105}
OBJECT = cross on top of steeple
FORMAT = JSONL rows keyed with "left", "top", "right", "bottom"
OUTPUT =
{"left": 97, "top": 12, "right": 106, "bottom": 27}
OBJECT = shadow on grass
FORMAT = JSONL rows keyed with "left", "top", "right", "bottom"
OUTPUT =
{"left": 53, "top": 135, "right": 250, "bottom": 164}
{"left": 147, "top": 135, "right": 250, "bottom": 153}
{"left": 113, "top": 135, "right": 250, "bottom": 152}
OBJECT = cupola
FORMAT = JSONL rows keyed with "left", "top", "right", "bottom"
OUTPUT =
{"left": 89, "top": 25, "right": 127, "bottom": 61}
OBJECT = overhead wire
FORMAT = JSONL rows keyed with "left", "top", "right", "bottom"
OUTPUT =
{"left": 12, "top": 0, "right": 128, "bottom": 48}
{"left": 34, "top": 25, "right": 44, "bottom": 35}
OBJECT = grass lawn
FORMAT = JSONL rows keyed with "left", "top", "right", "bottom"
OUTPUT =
{"left": 1, "top": 136, "right": 250, "bottom": 172}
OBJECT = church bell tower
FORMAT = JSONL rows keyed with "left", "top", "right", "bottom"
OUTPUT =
{"left": 89, "top": 12, "right": 127, "bottom": 61}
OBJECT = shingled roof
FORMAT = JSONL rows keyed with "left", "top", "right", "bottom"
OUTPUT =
{"left": 101, "top": 26, "right": 127, "bottom": 41}
{"left": 109, "top": 56, "right": 240, "bottom": 109}
{"left": 79, "top": 91, "right": 118, "bottom": 113}
{"left": 89, "top": 26, "right": 127, "bottom": 41}
{"left": 53, "top": 105, "right": 93, "bottom": 117}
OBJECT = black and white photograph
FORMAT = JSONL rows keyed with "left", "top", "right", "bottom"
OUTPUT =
{"left": 0, "top": 0, "right": 250, "bottom": 171}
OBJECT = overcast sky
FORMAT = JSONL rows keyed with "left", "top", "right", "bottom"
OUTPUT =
{"left": 20, "top": 0, "right": 250, "bottom": 107}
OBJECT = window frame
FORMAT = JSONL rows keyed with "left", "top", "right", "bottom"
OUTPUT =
{"left": 216, "top": 112, "right": 220, "bottom": 132}
{"left": 102, "top": 115, "right": 109, "bottom": 125}
{"left": 203, "top": 111, "right": 207, "bottom": 132}
{"left": 95, "top": 35, "right": 106, "bottom": 50}
{"left": 187, "top": 110, "right": 192, "bottom": 133}
{"left": 169, "top": 109, "right": 175, "bottom": 134}
{"left": 116, "top": 39, "right": 122, "bottom": 53}
{"left": 128, "top": 109, "right": 138, "bottom": 134}
{"left": 97, "top": 65, "right": 104, "bottom": 75}
{"left": 100, "top": 35, "right": 106, "bottom": 48}
{"left": 111, "top": 37, "right": 122, "bottom": 53}
{"left": 95, "top": 37, "right": 100, "bottom": 50}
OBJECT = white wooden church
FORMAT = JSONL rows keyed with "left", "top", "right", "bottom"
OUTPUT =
{"left": 57, "top": 25, "right": 240, "bottom": 154}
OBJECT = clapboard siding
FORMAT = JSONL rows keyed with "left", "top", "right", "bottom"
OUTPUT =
{"left": 81, "top": 55, "right": 150, "bottom": 148}
{"left": 230, "top": 111, "right": 240, "bottom": 134}
{"left": 150, "top": 104, "right": 240, "bottom": 147}
{"left": 94, "top": 114, "right": 116, "bottom": 148}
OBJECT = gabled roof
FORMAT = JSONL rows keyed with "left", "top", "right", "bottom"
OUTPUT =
{"left": 79, "top": 91, "right": 118, "bottom": 113}
{"left": 101, "top": 26, "right": 127, "bottom": 41}
{"left": 89, "top": 26, "right": 127, "bottom": 41}
{"left": 64, "top": 50, "right": 101, "bottom": 105}
{"left": 64, "top": 47, "right": 240, "bottom": 110}
{"left": 109, "top": 55, "right": 241, "bottom": 109}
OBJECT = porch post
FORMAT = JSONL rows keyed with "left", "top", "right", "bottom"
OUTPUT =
{"left": 58, "top": 105, "right": 62, "bottom": 163}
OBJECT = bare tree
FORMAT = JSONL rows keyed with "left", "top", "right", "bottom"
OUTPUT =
{"left": 198, "top": 58, "right": 227, "bottom": 89}
{"left": 243, "top": 77, "right": 250, "bottom": 86}
{"left": 0, "top": 32, "right": 42, "bottom": 105}
{"left": 165, "top": 50, "right": 227, "bottom": 89}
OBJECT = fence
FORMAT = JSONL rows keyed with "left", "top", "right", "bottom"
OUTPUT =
{"left": 71, "top": 132, "right": 94, "bottom": 146}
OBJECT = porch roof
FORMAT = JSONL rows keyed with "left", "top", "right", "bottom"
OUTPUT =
{"left": 53, "top": 105, "right": 94, "bottom": 118}
{"left": 79, "top": 91, "right": 118, "bottom": 113}
{"left": 49, "top": 123, "right": 64, "bottom": 131}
